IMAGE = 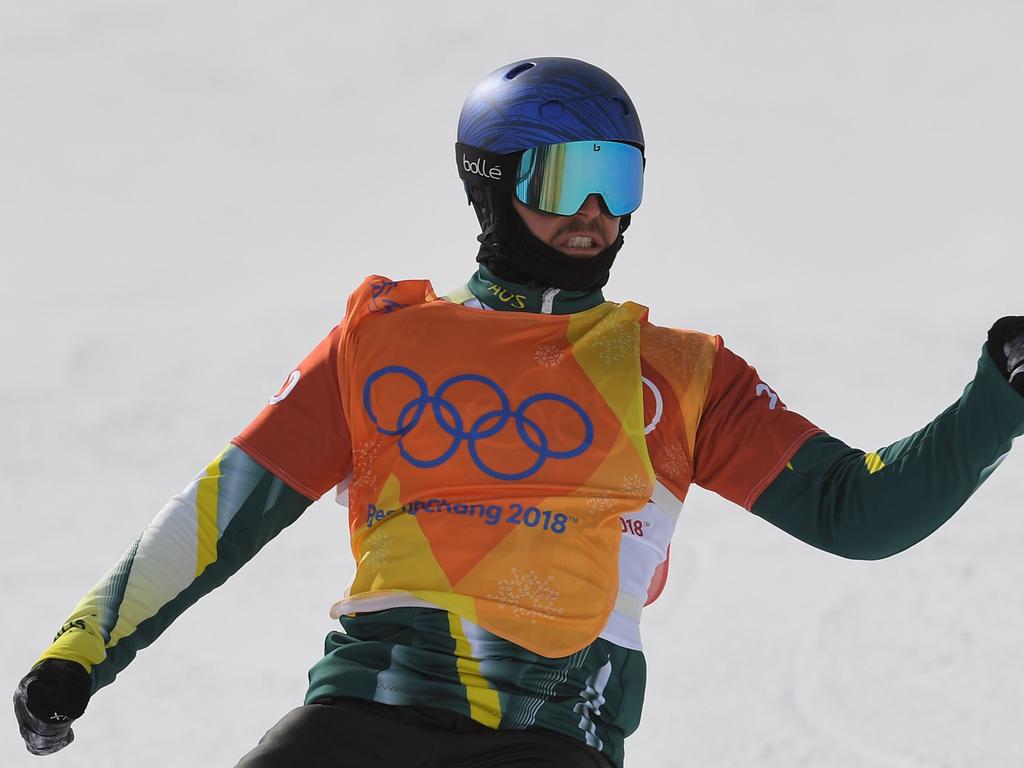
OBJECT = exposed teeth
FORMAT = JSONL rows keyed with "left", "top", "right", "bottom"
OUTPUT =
{"left": 567, "top": 236, "right": 593, "bottom": 248}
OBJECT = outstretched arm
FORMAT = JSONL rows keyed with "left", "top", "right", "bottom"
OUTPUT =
{"left": 753, "top": 320, "right": 1024, "bottom": 560}
{"left": 15, "top": 324, "right": 352, "bottom": 755}
{"left": 37, "top": 445, "right": 315, "bottom": 689}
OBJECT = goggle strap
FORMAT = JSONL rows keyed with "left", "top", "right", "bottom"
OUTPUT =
{"left": 455, "top": 143, "right": 518, "bottom": 190}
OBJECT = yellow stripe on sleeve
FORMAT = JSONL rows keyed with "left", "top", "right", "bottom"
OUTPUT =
{"left": 195, "top": 449, "right": 225, "bottom": 577}
{"left": 447, "top": 612, "right": 503, "bottom": 728}
{"left": 864, "top": 452, "right": 886, "bottom": 475}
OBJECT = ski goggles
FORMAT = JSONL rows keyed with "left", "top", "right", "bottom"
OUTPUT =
{"left": 456, "top": 140, "right": 644, "bottom": 217}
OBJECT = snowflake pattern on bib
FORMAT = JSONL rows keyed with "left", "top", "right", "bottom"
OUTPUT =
{"left": 589, "top": 316, "right": 640, "bottom": 366}
{"left": 660, "top": 444, "right": 691, "bottom": 481}
{"left": 621, "top": 473, "right": 648, "bottom": 498}
{"left": 364, "top": 530, "right": 394, "bottom": 573}
{"left": 351, "top": 438, "right": 383, "bottom": 490}
{"left": 487, "top": 567, "right": 565, "bottom": 624}
{"left": 585, "top": 495, "right": 617, "bottom": 516}
{"left": 643, "top": 326, "right": 707, "bottom": 375}
{"left": 533, "top": 344, "right": 562, "bottom": 368}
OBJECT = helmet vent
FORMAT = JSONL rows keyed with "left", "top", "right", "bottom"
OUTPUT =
{"left": 611, "top": 96, "right": 630, "bottom": 116}
{"left": 505, "top": 62, "right": 535, "bottom": 80}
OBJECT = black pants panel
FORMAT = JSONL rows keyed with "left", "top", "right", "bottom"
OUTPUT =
{"left": 234, "top": 698, "right": 613, "bottom": 768}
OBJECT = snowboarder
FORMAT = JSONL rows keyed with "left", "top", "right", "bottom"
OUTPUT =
{"left": 14, "top": 57, "right": 1024, "bottom": 767}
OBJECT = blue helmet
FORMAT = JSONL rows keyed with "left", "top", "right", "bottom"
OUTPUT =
{"left": 457, "top": 57, "right": 644, "bottom": 155}
{"left": 456, "top": 58, "right": 643, "bottom": 293}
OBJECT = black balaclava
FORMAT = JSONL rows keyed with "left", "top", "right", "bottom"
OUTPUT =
{"left": 469, "top": 185, "right": 630, "bottom": 293}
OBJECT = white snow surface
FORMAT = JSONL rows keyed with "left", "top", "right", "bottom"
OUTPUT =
{"left": 2, "top": 2, "right": 1023, "bottom": 766}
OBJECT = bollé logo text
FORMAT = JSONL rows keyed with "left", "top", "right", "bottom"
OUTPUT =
{"left": 463, "top": 154, "right": 502, "bottom": 180}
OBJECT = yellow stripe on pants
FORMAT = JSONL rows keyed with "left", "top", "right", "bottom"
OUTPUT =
{"left": 447, "top": 612, "right": 503, "bottom": 728}
{"left": 195, "top": 450, "right": 225, "bottom": 577}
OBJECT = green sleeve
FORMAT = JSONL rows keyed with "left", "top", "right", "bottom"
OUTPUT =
{"left": 753, "top": 348, "right": 1024, "bottom": 560}
{"left": 37, "top": 444, "right": 314, "bottom": 693}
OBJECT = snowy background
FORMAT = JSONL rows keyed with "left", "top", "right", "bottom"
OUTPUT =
{"left": 3, "top": 1, "right": 1023, "bottom": 766}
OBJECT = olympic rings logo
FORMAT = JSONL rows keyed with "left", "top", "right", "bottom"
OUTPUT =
{"left": 362, "top": 365, "right": 594, "bottom": 481}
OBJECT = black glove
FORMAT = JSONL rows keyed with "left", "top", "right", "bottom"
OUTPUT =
{"left": 13, "top": 659, "right": 92, "bottom": 756}
{"left": 987, "top": 317, "right": 1024, "bottom": 396}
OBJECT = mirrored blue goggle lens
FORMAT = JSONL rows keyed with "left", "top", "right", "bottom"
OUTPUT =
{"left": 515, "top": 141, "right": 644, "bottom": 217}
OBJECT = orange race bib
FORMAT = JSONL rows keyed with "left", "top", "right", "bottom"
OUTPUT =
{"left": 332, "top": 277, "right": 654, "bottom": 657}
